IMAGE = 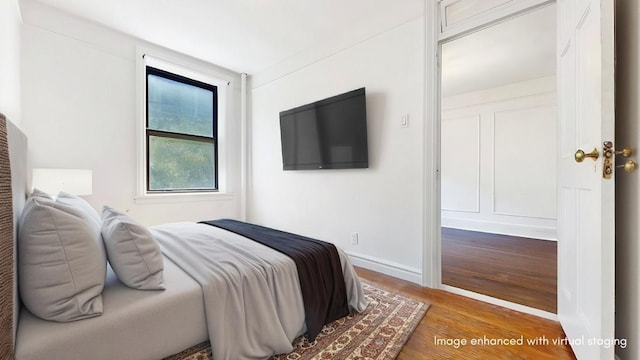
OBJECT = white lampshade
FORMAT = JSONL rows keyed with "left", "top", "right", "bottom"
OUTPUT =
{"left": 32, "top": 168, "right": 93, "bottom": 196}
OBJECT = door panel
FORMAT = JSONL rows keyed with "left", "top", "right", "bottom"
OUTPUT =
{"left": 556, "top": 0, "right": 615, "bottom": 359}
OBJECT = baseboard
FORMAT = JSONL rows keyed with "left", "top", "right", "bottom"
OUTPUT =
{"left": 345, "top": 251, "right": 423, "bottom": 285}
{"left": 441, "top": 217, "right": 557, "bottom": 241}
{"left": 440, "top": 284, "right": 558, "bottom": 321}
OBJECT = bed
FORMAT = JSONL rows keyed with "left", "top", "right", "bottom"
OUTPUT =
{"left": 0, "top": 114, "right": 368, "bottom": 360}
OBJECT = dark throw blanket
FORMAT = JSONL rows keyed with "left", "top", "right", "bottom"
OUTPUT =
{"left": 199, "top": 219, "right": 349, "bottom": 341}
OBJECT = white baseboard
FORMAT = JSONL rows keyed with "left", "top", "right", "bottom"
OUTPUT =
{"left": 441, "top": 217, "right": 557, "bottom": 241}
{"left": 440, "top": 284, "right": 558, "bottom": 321}
{"left": 345, "top": 251, "right": 422, "bottom": 285}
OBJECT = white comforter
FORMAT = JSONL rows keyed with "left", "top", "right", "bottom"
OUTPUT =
{"left": 150, "top": 222, "right": 368, "bottom": 360}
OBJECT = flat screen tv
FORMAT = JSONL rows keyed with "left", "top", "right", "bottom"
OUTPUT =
{"left": 279, "top": 88, "right": 368, "bottom": 170}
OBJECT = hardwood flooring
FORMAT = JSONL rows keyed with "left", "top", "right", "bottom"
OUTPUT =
{"left": 356, "top": 267, "right": 576, "bottom": 360}
{"left": 441, "top": 228, "right": 557, "bottom": 313}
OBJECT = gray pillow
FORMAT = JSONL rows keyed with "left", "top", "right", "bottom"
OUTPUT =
{"left": 56, "top": 191, "right": 101, "bottom": 234}
{"left": 18, "top": 197, "right": 106, "bottom": 322}
{"left": 29, "top": 188, "right": 53, "bottom": 200}
{"left": 101, "top": 206, "right": 165, "bottom": 290}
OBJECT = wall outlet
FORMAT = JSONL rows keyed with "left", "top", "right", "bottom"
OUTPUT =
{"left": 351, "top": 232, "right": 359, "bottom": 245}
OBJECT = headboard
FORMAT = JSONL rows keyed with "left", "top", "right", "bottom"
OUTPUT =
{"left": 0, "top": 113, "right": 28, "bottom": 359}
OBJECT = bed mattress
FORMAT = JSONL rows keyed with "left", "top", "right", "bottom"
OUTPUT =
{"left": 152, "top": 222, "right": 367, "bottom": 360}
{"left": 15, "top": 256, "right": 208, "bottom": 360}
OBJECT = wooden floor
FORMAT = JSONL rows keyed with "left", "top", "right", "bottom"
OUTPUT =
{"left": 441, "top": 228, "right": 557, "bottom": 313}
{"left": 356, "top": 267, "right": 576, "bottom": 360}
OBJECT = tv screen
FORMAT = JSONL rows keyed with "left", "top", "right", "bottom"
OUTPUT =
{"left": 279, "top": 88, "right": 368, "bottom": 170}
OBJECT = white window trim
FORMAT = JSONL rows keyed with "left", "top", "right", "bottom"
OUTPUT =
{"left": 135, "top": 46, "right": 234, "bottom": 204}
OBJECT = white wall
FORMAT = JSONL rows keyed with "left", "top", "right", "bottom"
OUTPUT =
{"left": 441, "top": 77, "right": 557, "bottom": 240}
{"left": 20, "top": 2, "right": 243, "bottom": 225}
{"left": 615, "top": 1, "right": 640, "bottom": 358}
{"left": 0, "top": 0, "right": 22, "bottom": 126}
{"left": 248, "top": 18, "right": 424, "bottom": 282}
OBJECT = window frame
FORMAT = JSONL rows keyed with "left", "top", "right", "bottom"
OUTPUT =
{"left": 145, "top": 66, "right": 219, "bottom": 193}
{"left": 135, "top": 49, "right": 233, "bottom": 203}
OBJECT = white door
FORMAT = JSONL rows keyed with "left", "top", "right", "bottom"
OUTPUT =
{"left": 557, "top": 0, "right": 615, "bottom": 359}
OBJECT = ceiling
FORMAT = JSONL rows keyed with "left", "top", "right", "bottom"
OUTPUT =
{"left": 441, "top": 4, "right": 556, "bottom": 97}
{"left": 21, "top": 1, "right": 555, "bottom": 93}
{"left": 23, "top": 0, "right": 424, "bottom": 75}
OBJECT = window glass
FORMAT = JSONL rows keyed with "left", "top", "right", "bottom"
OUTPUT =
{"left": 148, "top": 136, "right": 216, "bottom": 191}
{"left": 147, "top": 74, "right": 214, "bottom": 138}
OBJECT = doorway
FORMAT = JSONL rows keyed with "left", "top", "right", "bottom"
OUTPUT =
{"left": 439, "top": 4, "right": 558, "bottom": 314}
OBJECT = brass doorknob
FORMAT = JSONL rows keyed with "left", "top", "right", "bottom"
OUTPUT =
{"left": 617, "top": 146, "right": 633, "bottom": 157}
{"left": 575, "top": 148, "right": 599, "bottom": 162}
{"left": 618, "top": 159, "right": 636, "bottom": 173}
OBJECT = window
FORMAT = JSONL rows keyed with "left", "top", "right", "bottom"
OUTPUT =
{"left": 145, "top": 66, "right": 218, "bottom": 193}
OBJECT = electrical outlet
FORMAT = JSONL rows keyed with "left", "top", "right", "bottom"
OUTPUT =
{"left": 351, "top": 232, "right": 359, "bottom": 245}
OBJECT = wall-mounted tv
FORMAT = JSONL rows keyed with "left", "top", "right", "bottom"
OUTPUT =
{"left": 279, "top": 88, "right": 368, "bottom": 170}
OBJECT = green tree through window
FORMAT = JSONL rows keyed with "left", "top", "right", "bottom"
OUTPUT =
{"left": 146, "top": 67, "right": 218, "bottom": 192}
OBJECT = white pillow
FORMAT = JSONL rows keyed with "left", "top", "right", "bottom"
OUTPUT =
{"left": 18, "top": 197, "right": 106, "bottom": 322}
{"left": 101, "top": 206, "right": 165, "bottom": 290}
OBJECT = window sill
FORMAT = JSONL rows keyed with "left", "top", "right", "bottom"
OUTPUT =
{"left": 134, "top": 192, "right": 234, "bottom": 205}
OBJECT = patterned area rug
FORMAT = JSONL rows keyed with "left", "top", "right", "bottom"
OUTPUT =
{"left": 165, "top": 282, "right": 428, "bottom": 360}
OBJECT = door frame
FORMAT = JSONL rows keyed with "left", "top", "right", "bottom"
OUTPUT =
{"left": 423, "top": 0, "right": 558, "bottom": 319}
